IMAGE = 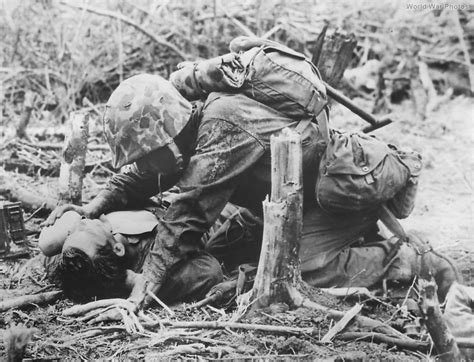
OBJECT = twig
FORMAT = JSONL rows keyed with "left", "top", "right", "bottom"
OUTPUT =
{"left": 385, "top": 276, "right": 417, "bottom": 324}
{"left": 0, "top": 291, "right": 62, "bottom": 312}
{"left": 24, "top": 202, "right": 46, "bottom": 222}
{"left": 321, "top": 303, "right": 362, "bottom": 343}
{"left": 261, "top": 24, "right": 282, "bottom": 40}
{"left": 218, "top": 2, "right": 256, "bottom": 37}
{"left": 146, "top": 290, "right": 175, "bottom": 317}
{"left": 62, "top": 326, "right": 125, "bottom": 342}
{"left": 146, "top": 320, "right": 315, "bottom": 335}
{"left": 337, "top": 332, "right": 429, "bottom": 352}
{"left": 60, "top": 1, "right": 188, "bottom": 60}
{"left": 82, "top": 97, "right": 102, "bottom": 117}
{"left": 300, "top": 297, "right": 408, "bottom": 339}
{"left": 17, "top": 140, "right": 109, "bottom": 151}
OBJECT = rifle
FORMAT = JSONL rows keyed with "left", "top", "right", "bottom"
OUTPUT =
{"left": 324, "top": 83, "right": 393, "bottom": 133}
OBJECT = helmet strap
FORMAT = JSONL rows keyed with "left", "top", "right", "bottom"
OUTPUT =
{"left": 168, "top": 140, "right": 184, "bottom": 172}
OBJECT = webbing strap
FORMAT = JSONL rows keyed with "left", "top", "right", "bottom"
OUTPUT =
{"left": 378, "top": 204, "right": 407, "bottom": 240}
{"left": 379, "top": 203, "right": 408, "bottom": 266}
{"left": 316, "top": 107, "right": 330, "bottom": 144}
{"left": 294, "top": 118, "right": 312, "bottom": 134}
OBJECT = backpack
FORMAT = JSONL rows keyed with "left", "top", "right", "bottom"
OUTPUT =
{"left": 314, "top": 112, "right": 422, "bottom": 218}
{"left": 171, "top": 37, "right": 421, "bottom": 218}
{"left": 170, "top": 37, "right": 327, "bottom": 121}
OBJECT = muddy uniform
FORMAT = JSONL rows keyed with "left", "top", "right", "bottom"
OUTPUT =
{"left": 100, "top": 91, "right": 324, "bottom": 294}
{"left": 98, "top": 74, "right": 456, "bottom": 301}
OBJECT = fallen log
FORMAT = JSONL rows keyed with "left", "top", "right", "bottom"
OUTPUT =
{"left": 0, "top": 291, "right": 62, "bottom": 312}
{"left": 0, "top": 169, "right": 57, "bottom": 211}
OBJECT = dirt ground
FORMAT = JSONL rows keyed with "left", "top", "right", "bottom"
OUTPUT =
{"left": 1, "top": 96, "right": 473, "bottom": 360}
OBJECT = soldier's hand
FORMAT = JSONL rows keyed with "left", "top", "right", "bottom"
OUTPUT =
{"left": 125, "top": 272, "right": 163, "bottom": 310}
{"left": 41, "top": 204, "right": 88, "bottom": 226}
{"left": 126, "top": 272, "right": 149, "bottom": 308}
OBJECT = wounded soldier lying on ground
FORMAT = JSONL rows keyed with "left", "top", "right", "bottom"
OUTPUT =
{"left": 39, "top": 199, "right": 262, "bottom": 304}
{"left": 39, "top": 195, "right": 459, "bottom": 307}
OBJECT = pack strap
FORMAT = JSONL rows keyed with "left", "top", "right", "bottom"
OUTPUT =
{"left": 316, "top": 106, "right": 330, "bottom": 144}
{"left": 379, "top": 203, "right": 409, "bottom": 266}
{"left": 378, "top": 204, "right": 407, "bottom": 240}
{"left": 294, "top": 118, "right": 312, "bottom": 134}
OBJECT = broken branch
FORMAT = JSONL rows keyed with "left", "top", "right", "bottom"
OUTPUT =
{"left": 321, "top": 303, "right": 362, "bottom": 343}
{"left": 62, "top": 298, "right": 136, "bottom": 317}
{"left": 151, "top": 320, "right": 315, "bottom": 336}
{"left": 338, "top": 332, "right": 429, "bottom": 352}
{"left": 0, "top": 291, "right": 62, "bottom": 312}
{"left": 60, "top": 1, "right": 188, "bottom": 60}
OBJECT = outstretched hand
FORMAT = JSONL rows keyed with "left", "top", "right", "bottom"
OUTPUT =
{"left": 41, "top": 204, "right": 88, "bottom": 227}
{"left": 126, "top": 272, "right": 159, "bottom": 309}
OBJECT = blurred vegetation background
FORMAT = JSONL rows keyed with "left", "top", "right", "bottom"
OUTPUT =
{"left": 0, "top": 0, "right": 472, "bottom": 127}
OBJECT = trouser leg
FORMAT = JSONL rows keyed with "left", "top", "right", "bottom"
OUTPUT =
{"left": 205, "top": 203, "right": 263, "bottom": 273}
{"left": 302, "top": 237, "right": 400, "bottom": 287}
{"left": 302, "top": 222, "right": 459, "bottom": 301}
{"left": 157, "top": 252, "right": 223, "bottom": 303}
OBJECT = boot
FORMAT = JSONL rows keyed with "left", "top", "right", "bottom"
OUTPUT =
{"left": 386, "top": 231, "right": 460, "bottom": 302}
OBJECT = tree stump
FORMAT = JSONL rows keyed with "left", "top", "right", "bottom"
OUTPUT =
{"left": 16, "top": 91, "right": 36, "bottom": 140}
{"left": 419, "top": 279, "right": 461, "bottom": 361}
{"left": 247, "top": 128, "right": 304, "bottom": 310}
{"left": 58, "top": 112, "right": 89, "bottom": 205}
{"left": 312, "top": 31, "right": 357, "bottom": 88}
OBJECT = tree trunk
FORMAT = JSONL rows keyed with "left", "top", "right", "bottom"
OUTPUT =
{"left": 249, "top": 128, "right": 304, "bottom": 310}
{"left": 58, "top": 112, "right": 89, "bottom": 205}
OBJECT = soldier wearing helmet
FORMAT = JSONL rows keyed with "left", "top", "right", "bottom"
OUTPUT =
{"left": 44, "top": 72, "right": 457, "bottom": 310}
{"left": 44, "top": 72, "right": 325, "bottom": 308}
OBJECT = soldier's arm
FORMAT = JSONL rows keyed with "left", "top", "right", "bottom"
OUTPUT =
{"left": 137, "top": 116, "right": 266, "bottom": 308}
{"left": 101, "top": 163, "right": 181, "bottom": 210}
{"left": 43, "top": 164, "right": 178, "bottom": 225}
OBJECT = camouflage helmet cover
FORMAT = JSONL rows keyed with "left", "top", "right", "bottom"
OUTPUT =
{"left": 103, "top": 74, "right": 193, "bottom": 169}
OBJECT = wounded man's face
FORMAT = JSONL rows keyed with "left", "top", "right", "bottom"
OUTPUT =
{"left": 62, "top": 218, "right": 115, "bottom": 259}
{"left": 58, "top": 218, "right": 128, "bottom": 302}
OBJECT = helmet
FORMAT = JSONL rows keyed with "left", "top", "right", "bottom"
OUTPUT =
{"left": 103, "top": 74, "right": 192, "bottom": 169}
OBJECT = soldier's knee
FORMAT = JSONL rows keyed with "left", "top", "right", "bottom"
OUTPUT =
{"left": 194, "top": 253, "right": 224, "bottom": 287}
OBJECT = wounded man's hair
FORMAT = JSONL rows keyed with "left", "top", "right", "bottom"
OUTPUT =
{"left": 54, "top": 243, "right": 128, "bottom": 302}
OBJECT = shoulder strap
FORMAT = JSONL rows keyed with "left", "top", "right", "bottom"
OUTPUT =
{"left": 316, "top": 107, "right": 330, "bottom": 143}
{"left": 379, "top": 203, "right": 408, "bottom": 267}
{"left": 378, "top": 203, "right": 407, "bottom": 240}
